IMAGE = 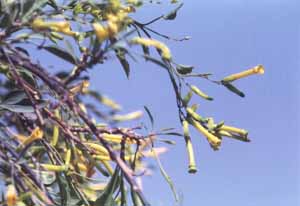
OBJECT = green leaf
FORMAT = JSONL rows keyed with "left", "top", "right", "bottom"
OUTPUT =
{"left": 0, "top": 104, "right": 34, "bottom": 113}
{"left": 157, "top": 138, "right": 176, "bottom": 145}
{"left": 160, "top": 132, "right": 183, "bottom": 137}
{"left": 163, "top": 3, "right": 183, "bottom": 20}
{"left": 21, "top": 0, "right": 48, "bottom": 23}
{"left": 95, "top": 167, "right": 120, "bottom": 206}
{"left": 47, "top": 0, "right": 58, "bottom": 10}
{"left": 1, "top": 90, "right": 26, "bottom": 105}
{"left": 222, "top": 81, "right": 245, "bottom": 97}
{"left": 64, "top": 40, "right": 76, "bottom": 60}
{"left": 152, "top": 147, "right": 179, "bottom": 202}
{"left": 0, "top": 100, "right": 48, "bottom": 113}
{"left": 116, "top": 49, "right": 130, "bottom": 78}
{"left": 131, "top": 189, "right": 143, "bottom": 206}
{"left": 120, "top": 177, "right": 127, "bottom": 206}
{"left": 17, "top": 68, "right": 37, "bottom": 87}
{"left": 144, "top": 106, "right": 154, "bottom": 129}
{"left": 43, "top": 45, "right": 78, "bottom": 65}
{"left": 176, "top": 64, "right": 194, "bottom": 75}
{"left": 56, "top": 175, "right": 79, "bottom": 206}
{"left": 160, "top": 128, "right": 176, "bottom": 132}
{"left": 33, "top": 170, "right": 56, "bottom": 185}
{"left": 142, "top": 45, "right": 150, "bottom": 57}
{"left": 142, "top": 54, "right": 168, "bottom": 70}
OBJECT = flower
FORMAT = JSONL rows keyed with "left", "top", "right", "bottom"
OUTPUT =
{"left": 222, "top": 65, "right": 265, "bottom": 82}
{"left": 6, "top": 184, "right": 17, "bottom": 206}
{"left": 31, "top": 18, "right": 78, "bottom": 37}
{"left": 189, "top": 119, "right": 221, "bottom": 150}
{"left": 130, "top": 37, "right": 172, "bottom": 60}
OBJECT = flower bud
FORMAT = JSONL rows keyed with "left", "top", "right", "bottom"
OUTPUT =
{"left": 190, "top": 85, "right": 213, "bottom": 101}
{"left": 182, "top": 90, "right": 193, "bottom": 107}
{"left": 186, "top": 107, "right": 205, "bottom": 122}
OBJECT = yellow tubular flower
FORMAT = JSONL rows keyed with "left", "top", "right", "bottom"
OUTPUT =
{"left": 47, "top": 21, "right": 70, "bottom": 29}
{"left": 189, "top": 119, "right": 221, "bottom": 150}
{"left": 21, "top": 127, "right": 43, "bottom": 146}
{"left": 112, "top": 110, "right": 143, "bottom": 122}
{"left": 77, "top": 163, "right": 88, "bottom": 172}
{"left": 109, "top": 0, "right": 121, "bottom": 10}
{"left": 107, "top": 21, "right": 119, "bottom": 36}
{"left": 102, "top": 133, "right": 117, "bottom": 141}
{"left": 14, "top": 134, "right": 27, "bottom": 143}
{"left": 219, "top": 125, "right": 248, "bottom": 137}
{"left": 130, "top": 37, "right": 172, "bottom": 60}
{"left": 121, "top": 6, "right": 136, "bottom": 13}
{"left": 94, "top": 154, "right": 131, "bottom": 161}
{"left": 88, "top": 183, "right": 107, "bottom": 191}
{"left": 100, "top": 95, "right": 122, "bottom": 110}
{"left": 31, "top": 19, "right": 78, "bottom": 37}
{"left": 41, "top": 164, "right": 67, "bottom": 172}
{"left": 81, "top": 80, "right": 90, "bottom": 93}
{"left": 93, "top": 23, "right": 109, "bottom": 43}
{"left": 79, "top": 103, "right": 87, "bottom": 114}
{"left": 84, "top": 142, "right": 109, "bottom": 155}
{"left": 182, "top": 120, "right": 197, "bottom": 173}
{"left": 65, "top": 149, "right": 71, "bottom": 166}
{"left": 6, "top": 184, "right": 17, "bottom": 206}
{"left": 51, "top": 110, "right": 60, "bottom": 147}
{"left": 216, "top": 130, "right": 233, "bottom": 137}
{"left": 31, "top": 18, "right": 49, "bottom": 30}
{"left": 107, "top": 13, "right": 119, "bottom": 23}
{"left": 222, "top": 65, "right": 265, "bottom": 82}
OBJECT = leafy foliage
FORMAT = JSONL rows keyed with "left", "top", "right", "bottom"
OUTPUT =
{"left": 0, "top": 0, "right": 264, "bottom": 206}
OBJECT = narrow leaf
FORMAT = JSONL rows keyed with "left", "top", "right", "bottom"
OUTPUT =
{"left": 116, "top": 49, "right": 130, "bottom": 78}
{"left": 1, "top": 91, "right": 26, "bottom": 105}
{"left": 95, "top": 167, "right": 120, "bottom": 205}
{"left": 144, "top": 106, "right": 154, "bottom": 129}
{"left": 43, "top": 45, "right": 78, "bottom": 65}
{"left": 222, "top": 81, "right": 245, "bottom": 97}
{"left": 152, "top": 148, "right": 179, "bottom": 202}
{"left": 21, "top": 0, "right": 48, "bottom": 23}
{"left": 163, "top": 3, "right": 183, "bottom": 20}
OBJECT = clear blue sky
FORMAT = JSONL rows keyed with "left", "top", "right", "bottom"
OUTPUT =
{"left": 89, "top": 1, "right": 299, "bottom": 205}
{"left": 31, "top": 0, "right": 299, "bottom": 205}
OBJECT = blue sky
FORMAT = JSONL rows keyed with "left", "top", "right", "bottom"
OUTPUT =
{"left": 90, "top": 0, "right": 299, "bottom": 205}
{"left": 28, "top": 0, "right": 298, "bottom": 205}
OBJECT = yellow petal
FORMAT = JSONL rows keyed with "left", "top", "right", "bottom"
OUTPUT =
{"left": 189, "top": 119, "right": 221, "bottom": 150}
{"left": 222, "top": 65, "right": 264, "bottom": 82}
{"left": 93, "top": 23, "right": 109, "bottom": 42}
{"left": 6, "top": 184, "right": 17, "bottom": 206}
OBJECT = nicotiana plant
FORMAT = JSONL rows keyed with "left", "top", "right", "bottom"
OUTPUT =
{"left": 0, "top": 0, "right": 264, "bottom": 206}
